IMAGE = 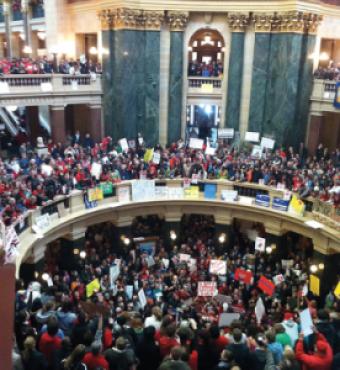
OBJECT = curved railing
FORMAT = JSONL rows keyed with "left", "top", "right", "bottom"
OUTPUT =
{"left": 15, "top": 179, "right": 340, "bottom": 276}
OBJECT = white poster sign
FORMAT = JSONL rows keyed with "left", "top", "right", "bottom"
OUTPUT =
{"left": 218, "top": 128, "right": 234, "bottom": 138}
{"left": 221, "top": 190, "right": 238, "bottom": 202}
{"left": 110, "top": 265, "right": 120, "bottom": 287}
{"left": 153, "top": 152, "right": 161, "bottom": 164}
{"left": 255, "top": 237, "right": 266, "bottom": 252}
{"left": 245, "top": 131, "right": 260, "bottom": 142}
{"left": 273, "top": 274, "right": 285, "bottom": 286}
{"left": 35, "top": 214, "right": 51, "bottom": 231}
{"left": 131, "top": 180, "right": 155, "bottom": 201}
{"left": 209, "top": 260, "right": 227, "bottom": 275}
{"left": 260, "top": 137, "right": 275, "bottom": 149}
{"left": 189, "top": 138, "right": 204, "bottom": 149}
{"left": 119, "top": 138, "right": 129, "bottom": 152}
{"left": 138, "top": 289, "right": 147, "bottom": 308}
{"left": 255, "top": 297, "right": 266, "bottom": 323}
{"left": 117, "top": 186, "right": 130, "bottom": 202}
{"left": 91, "top": 162, "right": 102, "bottom": 180}
{"left": 299, "top": 308, "right": 314, "bottom": 337}
{"left": 179, "top": 253, "right": 191, "bottom": 263}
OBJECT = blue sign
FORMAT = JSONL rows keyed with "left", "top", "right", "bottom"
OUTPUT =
{"left": 139, "top": 242, "right": 155, "bottom": 256}
{"left": 272, "top": 198, "right": 289, "bottom": 212}
{"left": 255, "top": 194, "right": 270, "bottom": 207}
{"left": 204, "top": 184, "right": 217, "bottom": 199}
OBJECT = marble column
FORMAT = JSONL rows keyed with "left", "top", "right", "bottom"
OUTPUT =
{"left": 99, "top": 9, "right": 163, "bottom": 146}
{"left": 26, "top": 106, "right": 43, "bottom": 144}
{"left": 307, "top": 113, "right": 323, "bottom": 155}
{"left": 167, "top": 12, "right": 188, "bottom": 145}
{"left": 88, "top": 104, "right": 104, "bottom": 143}
{"left": 50, "top": 106, "right": 66, "bottom": 144}
{"left": 225, "top": 14, "right": 249, "bottom": 130}
{"left": 239, "top": 25, "right": 255, "bottom": 139}
{"left": 158, "top": 23, "right": 171, "bottom": 146}
{"left": 21, "top": 0, "right": 32, "bottom": 51}
{"left": 3, "top": 1, "right": 12, "bottom": 58}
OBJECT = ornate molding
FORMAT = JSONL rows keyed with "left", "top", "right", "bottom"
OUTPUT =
{"left": 167, "top": 11, "right": 189, "bottom": 31}
{"left": 226, "top": 12, "right": 251, "bottom": 32}
{"left": 251, "top": 12, "right": 323, "bottom": 33}
{"left": 98, "top": 8, "right": 165, "bottom": 31}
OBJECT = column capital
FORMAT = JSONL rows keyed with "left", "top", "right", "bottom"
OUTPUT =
{"left": 2, "top": 0, "right": 11, "bottom": 15}
{"left": 226, "top": 12, "right": 251, "bottom": 32}
{"left": 98, "top": 8, "right": 165, "bottom": 31}
{"left": 167, "top": 11, "right": 189, "bottom": 31}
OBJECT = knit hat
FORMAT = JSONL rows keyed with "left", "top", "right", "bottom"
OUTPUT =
{"left": 284, "top": 312, "right": 294, "bottom": 321}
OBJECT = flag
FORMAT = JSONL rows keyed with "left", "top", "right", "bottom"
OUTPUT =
{"left": 258, "top": 275, "right": 275, "bottom": 296}
{"left": 144, "top": 148, "right": 154, "bottom": 163}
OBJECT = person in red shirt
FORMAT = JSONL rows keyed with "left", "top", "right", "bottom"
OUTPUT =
{"left": 210, "top": 325, "right": 229, "bottom": 355}
{"left": 159, "top": 322, "right": 180, "bottom": 359}
{"left": 83, "top": 342, "right": 109, "bottom": 370}
{"left": 295, "top": 331, "right": 333, "bottom": 370}
{"left": 38, "top": 317, "right": 62, "bottom": 366}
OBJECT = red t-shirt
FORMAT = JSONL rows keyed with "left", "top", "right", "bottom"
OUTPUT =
{"left": 159, "top": 336, "right": 179, "bottom": 358}
{"left": 39, "top": 333, "right": 62, "bottom": 364}
{"left": 83, "top": 353, "right": 109, "bottom": 370}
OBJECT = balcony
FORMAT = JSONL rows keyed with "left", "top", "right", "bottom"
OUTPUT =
{"left": 187, "top": 76, "right": 223, "bottom": 97}
{"left": 0, "top": 74, "right": 102, "bottom": 107}
{"left": 310, "top": 79, "right": 339, "bottom": 113}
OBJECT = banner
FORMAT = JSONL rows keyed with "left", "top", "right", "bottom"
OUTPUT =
{"left": 209, "top": 260, "right": 227, "bottom": 275}
{"left": 309, "top": 274, "right": 320, "bottom": 296}
{"left": 272, "top": 198, "right": 289, "bottom": 212}
{"left": 255, "top": 194, "right": 270, "bottom": 207}
{"left": 334, "top": 81, "right": 340, "bottom": 109}
{"left": 234, "top": 268, "right": 253, "bottom": 285}
{"left": 197, "top": 281, "right": 217, "bottom": 296}
{"left": 132, "top": 180, "right": 155, "bottom": 201}
{"left": 221, "top": 190, "right": 238, "bottom": 202}
{"left": 86, "top": 278, "right": 101, "bottom": 298}
{"left": 100, "top": 182, "right": 113, "bottom": 196}
{"left": 258, "top": 275, "right": 275, "bottom": 296}
{"left": 88, "top": 187, "right": 103, "bottom": 202}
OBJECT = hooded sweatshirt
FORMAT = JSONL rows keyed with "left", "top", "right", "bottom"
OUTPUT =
{"left": 282, "top": 319, "right": 299, "bottom": 346}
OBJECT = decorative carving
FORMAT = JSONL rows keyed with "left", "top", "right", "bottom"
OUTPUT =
{"left": 250, "top": 11, "right": 323, "bottom": 34}
{"left": 167, "top": 11, "right": 189, "bottom": 31}
{"left": 226, "top": 13, "right": 251, "bottom": 31}
{"left": 98, "top": 8, "right": 164, "bottom": 30}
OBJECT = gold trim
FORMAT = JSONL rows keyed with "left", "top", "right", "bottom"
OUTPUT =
{"left": 167, "top": 11, "right": 189, "bottom": 31}
{"left": 98, "top": 8, "right": 165, "bottom": 30}
{"left": 226, "top": 12, "right": 251, "bottom": 32}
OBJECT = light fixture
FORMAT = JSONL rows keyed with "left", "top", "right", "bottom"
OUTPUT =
{"left": 310, "top": 264, "right": 318, "bottom": 273}
{"left": 319, "top": 52, "right": 330, "bottom": 61}
{"left": 42, "top": 273, "right": 49, "bottom": 281}
{"left": 221, "top": 47, "right": 226, "bottom": 52}
{"left": 188, "top": 46, "right": 193, "bottom": 52}
{"left": 123, "top": 51, "right": 129, "bottom": 56}
{"left": 123, "top": 237, "right": 130, "bottom": 245}
{"left": 7, "top": 105, "right": 18, "bottom": 112}
{"left": 217, "top": 52, "right": 222, "bottom": 61}
{"left": 266, "top": 246, "right": 272, "bottom": 254}
{"left": 89, "top": 46, "right": 98, "bottom": 55}
{"left": 34, "top": 271, "right": 39, "bottom": 279}
{"left": 271, "top": 244, "right": 277, "bottom": 250}
{"left": 23, "top": 45, "right": 32, "bottom": 54}
{"left": 202, "top": 34, "right": 214, "bottom": 46}
{"left": 193, "top": 41, "right": 198, "bottom": 47}
{"left": 204, "top": 105, "right": 212, "bottom": 114}
{"left": 73, "top": 248, "right": 80, "bottom": 255}
{"left": 192, "top": 52, "right": 197, "bottom": 62}
{"left": 318, "top": 263, "right": 324, "bottom": 270}
{"left": 170, "top": 230, "right": 177, "bottom": 240}
{"left": 218, "top": 41, "right": 222, "bottom": 47}
{"left": 37, "top": 31, "right": 46, "bottom": 41}
{"left": 218, "top": 233, "right": 226, "bottom": 244}
{"left": 80, "top": 251, "right": 86, "bottom": 259}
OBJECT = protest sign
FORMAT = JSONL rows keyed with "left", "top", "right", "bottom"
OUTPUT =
{"left": 119, "top": 138, "right": 129, "bottom": 152}
{"left": 117, "top": 185, "right": 130, "bottom": 202}
{"left": 162, "top": 258, "right": 170, "bottom": 269}
{"left": 144, "top": 148, "right": 154, "bottom": 162}
{"left": 214, "top": 295, "right": 232, "bottom": 305}
{"left": 260, "top": 137, "right": 275, "bottom": 149}
{"left": 197, "top": 281, "right": 217, "bottom": 297}
{"left": 100, "top": 182, "right": 113, "bottom": 196}
{"left": 209, "top": 260, "right": 227, "bottom": 275}
{"left": 218, "top": 128, "right": 234, "bottom": 138}
{"left": 125, "top": 285, "right": 133, "bottom": 300}
{"left": 258, "top": 276, "right": 275, "bottom": 296}
{"left": 139, "top": 242, "right": 155, "bottom": 256}
{"left": 88, "top": 187, "right": 103, "bottom": 202}
{"left": 110, "top": 265, "right": 120, "bottom": 287}
{"left": 147, "top": 255, "right": 155, "bottom": 267}
{"left": 138, "top": 289, "right": 147, "bottom": 308}
{"left": 179, "top": 253, "right": 191, "bottom": 263}
{"left": 255, "top": 297, "right": 266, "bottom": 323}
{"left": 255, "top": 237, "right": 266, "bottom": 252}
{"left": 184, "top": 186, "right": 200, "bottom": 199}
{"left": 234, "top": 268, "right": 253, "bottom": 285}
{"left": 153, "top": 152, "right": 161, "bottom": 164}
{"left": 204, "top": 184, "right": 217, "bottom": 199}
{"left": 309, "top": 274, "right": 320, "bottom": 296}
{"left": 273, "top": 274, "right": 285, "bottom": 286}
{"left": 86, "top": 279, "right": 100, "bottom": 298}
{"left": 128, "top": 139, "right": 136, "bottom": 148}
{"left": 132, "top": 180, "right": 155, "bottom": 201}
{"left": 91, "top": 162, "right": 102, "bottom": 180}
{"left": 221, "top": 190, "right": 238, "bottom": 202}
{"left": 299, "top": 308, "right": 314, "bottom": 336}
{"left": 218, "top": 313, "right": 240, "bottom": 327}
{"left": 245, "top": 131, "right": 260, "bottom": 142}
{"left": 189, "top": 138, "right": 204, "bottom": 149}
{"left": 334, "top": 281, "right": 340, "bottom": 299}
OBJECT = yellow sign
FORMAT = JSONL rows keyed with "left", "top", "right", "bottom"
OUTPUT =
{"left": 88, "top": 187, "right": 103, "bottom": 202}
{"left": 184, "top": 186, "right": 200, "bottom": 199}
{"left": 289, "top": 195, "right": 305, "bottom": 216}
{"left": 310, "top": 274, "right": 320, "bottom": 296}
{"left": 86, "top": 278, "right": 101, "bottom": 298}
{"left": 201, "top": 83, "right": 214, "bottom": 93}
{"left": 334, "top": 281, "right": 340, "bottom": 299}
{"left": 144, "top": 148, "right": 154, "bottom": 163}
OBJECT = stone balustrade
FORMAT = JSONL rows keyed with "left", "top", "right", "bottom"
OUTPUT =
{"left": 15, "top": 179, "right": 340, "bottom": 276}
{"left": 0, "top": 74, "right": 102, "bottom": 107}
{"left": 310, "top": 79, "right": 338, "bottom": 113}
{"left": 187, "top": 76, "right": 223, "bottom": 95}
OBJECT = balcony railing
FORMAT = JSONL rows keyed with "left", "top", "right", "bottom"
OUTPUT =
{"left": 187, "top": 76, "right": 223, "bottom": 95}
{"left": 310, "top": 79, "right": 339, "bottom": 113}
{"left": 0, "top": 74, "right": 102, "bottom": 99}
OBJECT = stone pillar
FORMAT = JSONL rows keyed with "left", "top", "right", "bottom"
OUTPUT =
{"left": 0, "top": 264, "right": 16, "bottom": 370}
{"left": 167, "top": 12, "right": 188, "bottom": 144}
{"left": 99, "top": 9, "right": 163, "bottom": 145}
{"left": 239, "top": 24, "right": 255, "bottom": 139}
{"left": 88, "top": 104, "right": 104, "bottom": 143}
{"left": 26, "top": 106, "right": 42, "bottom": 144}
{"left": 307, "top": 113, "right": 323, "bottom": 155}
{"left": 3, "top": 1, "right": 12, "bottom": 58}
{"left": 50, "top": 106, "right": 66, "bottom": 144}
{"left": 21, "top": 0, "right": 32, "bottom": 51}
{"left": 158, "top": 23, "right": 171, "bottom": 146}
{"left": 225, "top": 13, "right": 249, "bottom": 130}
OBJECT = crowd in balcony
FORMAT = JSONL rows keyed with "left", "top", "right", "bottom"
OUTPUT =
{"left": 0, "top": 133, "right": 339, "bottom": 227}
{"left": 12, "top": 215, "right": 340, "bottom": 370}
{"left": 313, "top": 63, "right": 340, "bottom": 80}
{"left": 188, "top": 62, "right": 223, "bottom": 77}
{"left": 0, "top": 58, "right": 102, "bottom": 75}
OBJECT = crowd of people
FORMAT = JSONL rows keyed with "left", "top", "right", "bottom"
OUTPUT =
{"left": 12, "top": 215, "right": 340, "bottom": 370}
{"left": 0, "top": 133, "right": 339, "bottom": 226}
{"left": 313, "top": 64, "right": 340, "bottom": 81}
{"left": 188, "top": 61, "right": 223, "bottom": 77}
{"left": 0, "top": 58, "right": 102, "bottom": 75}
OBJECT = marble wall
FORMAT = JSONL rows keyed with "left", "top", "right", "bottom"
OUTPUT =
{"left": 225, "top": 32, "right": 245, "bottom": 129}
{"left": 168, "top": 31, "right": 184, "bottom": 144}
{"left": 248, "top": 33, "right": 315, "bottom": 147}
{"left": 102, "top": 29, "right": 160, "bottom": 145}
